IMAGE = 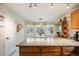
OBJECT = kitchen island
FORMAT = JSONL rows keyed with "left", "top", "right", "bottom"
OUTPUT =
{"left": 16, "top": 38, "right": 79, "bottom": 56}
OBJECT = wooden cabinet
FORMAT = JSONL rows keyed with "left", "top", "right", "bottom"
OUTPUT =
{"left": 20, "top": 53, "right": 40, "bottom": 56}
{"left": 20, "top": 47, "right": 41, "bottom": 56}
{"left": 20, "top": 47, "right": 40, "bottom": 53}
{"left": 19, "top": 46, "right": 73, "bottom": 56}
{"left": 71, "top": 8, "right": 79, "bottom": 29}
{"left": 41, "top": 53, "right": 60, "bottom": 56}
{"left": 41, "top": 47, "right": 60, "bottom": 52}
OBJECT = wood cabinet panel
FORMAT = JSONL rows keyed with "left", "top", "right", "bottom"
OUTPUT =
{"left": 71, "top": 8, "right": 79, "bottom": 29}
{"left": 41, "top": 53, "right": 60, "bottom": 56}
{"left": 41, "top": 47, "right": 60, "bottom": 52}
{"left": 20, "top": 47, "right": 40, "bottom": 53}
{"left": 19, "top": 46, "right": 74, "bottom": 56}
{"left": 20, "top": 53, "right": 40, "bottom": 56}
{"left": 63, "top": 47, "right": 74, "bottom": 52}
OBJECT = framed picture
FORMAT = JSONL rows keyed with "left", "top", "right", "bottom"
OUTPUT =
{"left": 0, "top": 14, "right": 4, "bottom": 27}
{"left": 0, "top": 15, "right": 4, "bottom": 21}
{"left": 17, "top": 23, "right": 22, "bottom": 32}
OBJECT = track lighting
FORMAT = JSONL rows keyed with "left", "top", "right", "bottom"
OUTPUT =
{"left": 28, "top": 3, "right": 70, "bottom": 9}
{"left": 29, "top": 3, "right": 32, "bottom": 8}
{"left": 67, "top": 3, "right": 70, "bottom": 9}
{"left": 51, "top": 3, "right": 54, "bottom": 8}
{"left": 34, "top": 3, "right": 37, "bottom": 8}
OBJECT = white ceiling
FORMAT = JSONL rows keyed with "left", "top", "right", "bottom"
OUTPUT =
{"left": 4, "top": 3, "right": 79, "bottom": 22}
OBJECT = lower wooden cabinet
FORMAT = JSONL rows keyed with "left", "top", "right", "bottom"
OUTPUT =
{"left": 41, "top": 53, "right": 60, "bottom": 56}
{"left": 41, "top": 47, "right": 60, "bottom": 52}
{"left": 20, "top": 53, "right": 40, "bottom": 56}
{"left": 19, "top": 46, "right": 73, "bottom": 56}
{"left": 20, "top": 47, "right": 40, "bottom": 53}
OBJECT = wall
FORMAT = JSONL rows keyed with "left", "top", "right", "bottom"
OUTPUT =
{"left": 57, "top": 7, "right": 79, "bottom": 37}
{"left": 15, "top": 19, "right": 25, "bottom": 44}
{"left": 0, "top": 4, "right": 25, "bottom": 56}
{"left": 0, "top": 25, "right": 5, "bottom": 56}
{"left": 0, "top": 4, "right": 7, "bottom": 56}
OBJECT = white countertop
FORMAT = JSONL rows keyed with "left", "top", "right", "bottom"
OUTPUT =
{"left": 16, "top": 38, "right": 79, "bottom": 47}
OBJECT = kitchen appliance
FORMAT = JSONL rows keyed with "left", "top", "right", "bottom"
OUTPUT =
{"left": 75, "top": 31, "right": 79, "bottom": 41}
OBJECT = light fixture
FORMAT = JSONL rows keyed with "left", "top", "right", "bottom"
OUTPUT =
{"left": 34, "top": 3, "right": 37, "bottom": 8}
{"left": 39, "top": 18, "right": 42, "bottom": 20}
{"left": 66, "top": 3, "right": 70, "bottom": 9}
{"left": 40, "top": 23, "right": 42, "bottom": 26}
{"left": 29, "top": 3, "right": 32, "bottom": 8}
{"left": 51, "top": 3, "right": 54, "bottom": 8}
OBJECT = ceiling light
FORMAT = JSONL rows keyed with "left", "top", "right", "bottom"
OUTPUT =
{"left": 40, "top": 23, "right": 42, "bottom": 26}
{"left": 29, "top": 3, "right": 32, "bottom": 8}
{"left": 51, "top": 3, "right": 54, "bottom": 8}
{"left": 39, "top": 18, "right": 42, "bottom": 20}
{"left": 34, "top": 3, "right": 37, "bottom": 8}
{"left": 67, "top": 3, "right": 70, "bottom": 9}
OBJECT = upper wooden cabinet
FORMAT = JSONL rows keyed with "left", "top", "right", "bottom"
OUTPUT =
{"left": 71, "top": 8, "right": 79, "bottom": 29}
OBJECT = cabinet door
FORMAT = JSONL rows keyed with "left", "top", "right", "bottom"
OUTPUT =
{"left": 5, "top": 19, "right": 16, "bottom": 56}
{"left": 20, "top": 47, "right": 40, "bottom": 53}
{"left": 41, "top": 53, "right": 60, "bottom": 56}
{"left": 0, "top": 27, "right": 5, "bottom": 56}
{"left": 71, "top": 9, "right": 79, "bottom": 29}
{"left": 41, "top": 47, "right": 60, "bottom": 52}
{"left": 20, "top": 53, "right": 40, "bottom": 56}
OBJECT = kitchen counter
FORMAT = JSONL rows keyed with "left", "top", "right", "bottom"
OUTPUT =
{"left": 16, "top": 38, "right": 79, "bottom": 47}
{"left": 16, "top": 38, "right": 79, "bottom": 56}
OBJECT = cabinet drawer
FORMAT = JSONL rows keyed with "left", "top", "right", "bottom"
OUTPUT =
{"left": 63, "top": 47, "right": 74, "bottom": 52}
{"left": 20, "top": 47, "right": 40, "bottom": 53}
{"left": 20, "top": 53, "right": 40, "bottom": 56}
{"left": 41, "top": 53, "right": 60, "bottom": 56}
{"left": 41, "top": 47, "right": 60, "bottom": 52}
